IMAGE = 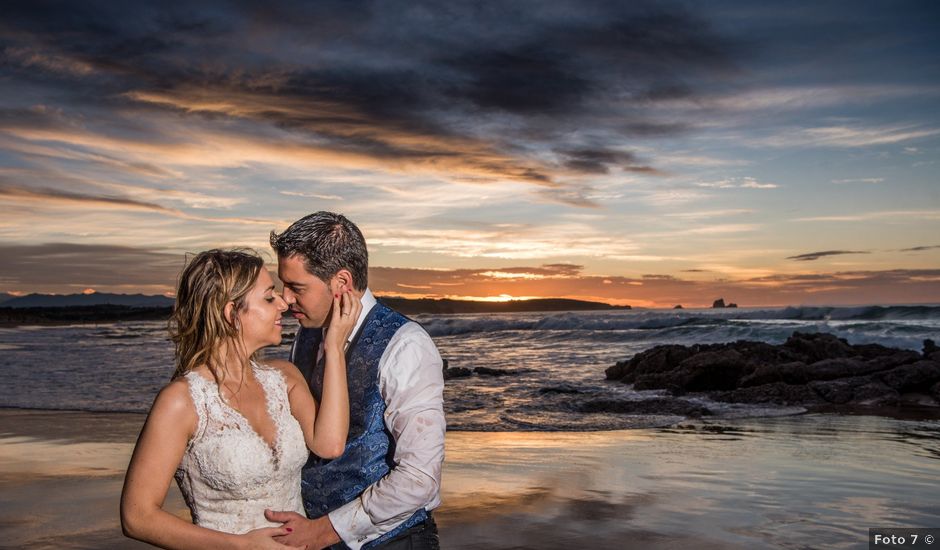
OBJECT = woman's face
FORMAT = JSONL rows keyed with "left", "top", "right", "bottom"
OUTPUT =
{"left": 236, "top": 269, "right": 289, "bottom": 352}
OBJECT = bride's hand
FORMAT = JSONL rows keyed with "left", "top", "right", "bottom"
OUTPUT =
{"left": 238, "top": 526, "right": 304, "bottom": 549}
{"left": 323, "top": 290, "right": 362, "bottom": 352}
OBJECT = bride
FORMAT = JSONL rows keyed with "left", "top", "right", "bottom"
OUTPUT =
{"left": 121, "top": 249, "right": 361, "bottom": 549}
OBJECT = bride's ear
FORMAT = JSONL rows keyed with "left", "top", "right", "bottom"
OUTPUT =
{"left": 223, "top": 301, "right": 237, "bottom": 329}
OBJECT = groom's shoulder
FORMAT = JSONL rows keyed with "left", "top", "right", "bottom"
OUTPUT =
{"left": 387, "top": 320, "right": 441, "bottom": 370}
{"left": 395, "top": 319, "right": 434, "bottom": 342}
{"left": 376, "top": 302, "right": 426, "bottom": 335}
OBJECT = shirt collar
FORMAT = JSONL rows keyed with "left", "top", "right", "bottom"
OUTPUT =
{"left": 347, "top": 288, "right": 377, "bottom": 346}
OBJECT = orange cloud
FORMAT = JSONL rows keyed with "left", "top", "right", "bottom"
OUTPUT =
{"left": 370, "top": 266, "right": 940, "bottom": 307}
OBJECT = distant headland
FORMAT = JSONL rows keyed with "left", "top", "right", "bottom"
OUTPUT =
{"left": 0, "top": 292, "right": 630, "bottom": 326}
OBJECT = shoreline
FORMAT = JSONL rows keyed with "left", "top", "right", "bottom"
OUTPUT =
{"left": 2, "top": 301, "right": 936, "bottom": 329}
{"left": 4, "top": 402, "right": 940, "bottom": 427}
{"left": 2, "top": 408, "right": 938, "bottom": 549}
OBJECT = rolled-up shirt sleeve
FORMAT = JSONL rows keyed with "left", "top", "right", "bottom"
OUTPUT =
{"left": 328, "top": 322, "right": 445, "bottom": 550}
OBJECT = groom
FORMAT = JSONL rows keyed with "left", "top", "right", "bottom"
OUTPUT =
{"left": 265, "top": 211, "right": 445, "bottom": 550}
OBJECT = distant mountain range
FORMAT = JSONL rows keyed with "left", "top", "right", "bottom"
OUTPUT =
{"left": 0, "top": 292, "right": 628, "bottom": 312}
{"left": 1, "top": 292, "right": 175, "bottom": 308}
{"left": 380, "top": 296, "right": 629, "bottom": 314}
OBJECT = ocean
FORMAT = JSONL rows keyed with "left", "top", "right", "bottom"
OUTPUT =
{"left": 2, "top": 304, "right": 938, "bottom": 430}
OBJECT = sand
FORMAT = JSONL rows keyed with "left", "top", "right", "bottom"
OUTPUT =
{"left": 1, "top": 408, "right": 938, "bottom": 549}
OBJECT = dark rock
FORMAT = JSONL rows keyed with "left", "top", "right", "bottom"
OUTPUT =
{"left": 673, "top": 304, "right": 683, "bottom": 309}
{"left": 925, "top": 339, "right": 938, "bottom": 358}
{"left": 712, "top": 382, "right": 824, "bottom": 406}
{"left": 712, "top": 298, "right": 726, "bottom": 308}
{"left": 538, "top": 385, "right": 583, "bottom": 395}
{"left": 605, "top": 360, "right": 631, "bottom": 381}
{"left": 727, "top": 303, "right": 738, "bottom": 308}
{"left": 675, "top": 349, "right": 749, "bottom": 391}
{"left": 474, "top": 367, "right": 528, "bottom": 377}
{"left": 852, "top": 381, "right": 900, "bottom": 406}
{"left": 575, "top": 398, "right": 712, "bottom": 417}
{"left": 783, "top": 331, "right": 856, "bottom": 363}
{"left": 853, "top": 342, "right": 901, "bottom": 359}
{"left": 606, "top": 331, "right": 940, "bottom": 413}
{"left": 740, "top": 361, "right": 810, "bottom": 387}
{"left": 732, "top": 340, "right": 805, "bottom": 366}
{"left": 808, "top": 376, "right": 897, "bottom": 405}
{"left": 633, "top": 372, "right": 681, "bottom": 391}
{"left": 924, "top": 340, "right": 940, "bottom": 362}
{"left": 443, "top": 367, "right": 472, "bottom": 380}
{"left": 807, "top": 357, "right": 897, "bottom": 381}
{"left": 899, "top": 393, "right": 939, "bottom": 407}
{"left": 810, "top": 377, "right": 862, "bottom": 404}
{"left": 442, "top": 358, "right": 472, "bottom": 380}
{"left": 878, "top": 361, "right": 940, "bottom": 392}
{"left": 863, "top": 350, "right": 922, "bottom": 371}
{"left": 930, "top": 381, "right": 940, "bottom": 402}
{"left": 614, "top": 344, "right": 694, "bottom": 384}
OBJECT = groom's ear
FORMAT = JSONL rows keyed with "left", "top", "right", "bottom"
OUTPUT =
{"left": 334, "top": 269, "right": 353, "bottom": 292}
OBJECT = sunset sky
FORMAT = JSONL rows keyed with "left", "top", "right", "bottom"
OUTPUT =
{"left": 1, "top": 1, "right": 938, "bottom": 307}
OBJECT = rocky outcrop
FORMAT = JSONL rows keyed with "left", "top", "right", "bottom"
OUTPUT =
{"left": 474, "top": 366, "right": 530, "bottom": 376}
{"left": 441, "top": 360, "right": 531, "bottom": 380}
{"left": 606, "top": 332, "right": 940, "bottom": 410}
{"left": 442, "top": 358, "right": 472, "bottom": 380}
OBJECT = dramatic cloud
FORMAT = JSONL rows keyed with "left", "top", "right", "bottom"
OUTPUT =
{"left": 0, "top": 182, "right": 276, "bottom": 226}
{"left": 694, "top": 177, "right": 778, "bottom": 189}
{"left": 755, "top": 124, "right": 940, "bottom": 149}
{"left": 0, "top": 242, "right": 185, "bottom": 293}
{"left": 370, "top": 265, "right": 940, "bottom": 307}
{"left": 793, "top": 211, "right": 940, "bottom": 223}
{"left": 0, "top": 182, "right": 180, "bottom": 214}
{"left": 2, "top": 241, "right": 938, "bottom": 307}
{"left": 0, "top": 1, "right": 938, "bottom": 304}
{"left": 786, "top": 250, "right": 870, "bottom": 262}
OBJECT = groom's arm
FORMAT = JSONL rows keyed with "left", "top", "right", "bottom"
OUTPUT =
{"left": 328, "top": 322, "right": 446, "bottom": 550}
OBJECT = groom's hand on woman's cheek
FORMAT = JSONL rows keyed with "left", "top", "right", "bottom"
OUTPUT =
{"left": 265, "top": 509, "right": 341, "bottom": 549}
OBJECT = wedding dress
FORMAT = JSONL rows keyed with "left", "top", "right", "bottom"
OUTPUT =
{"left": 174, "top": 362, "right": 309, "bottom": 534}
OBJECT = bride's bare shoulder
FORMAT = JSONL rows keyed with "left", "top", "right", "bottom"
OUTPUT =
{"left": 264, "top": 358, "right": 304, "bottom": 383}
{"left": 149, "top": 377, "right": 197, "bottom": 423}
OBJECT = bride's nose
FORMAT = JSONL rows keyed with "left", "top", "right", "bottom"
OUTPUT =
{"left": 275, "top": 294, "right": 288, "bottom": 311}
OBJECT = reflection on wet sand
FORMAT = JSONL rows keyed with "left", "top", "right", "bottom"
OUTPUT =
{"left": 0, "top": 409, "right": 937, "bottom": 549}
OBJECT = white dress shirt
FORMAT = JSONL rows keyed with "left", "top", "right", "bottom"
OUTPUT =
{"left": 326, "top": 289, "right": 445, "bottom": 550}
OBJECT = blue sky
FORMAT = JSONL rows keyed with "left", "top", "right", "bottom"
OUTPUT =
{"left": 1, "top": 0, "right": 938, "bottom": 306}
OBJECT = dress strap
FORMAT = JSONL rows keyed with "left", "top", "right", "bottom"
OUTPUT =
{"left": 182, "top": 371, "right": 212, "bottom": 443}
{"left": 252, "top": 363, "right": 291, "bottom": 421}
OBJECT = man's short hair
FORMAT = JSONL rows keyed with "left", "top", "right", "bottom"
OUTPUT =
{"left": 269, "top": 211, "right": 369, "bottom": 291}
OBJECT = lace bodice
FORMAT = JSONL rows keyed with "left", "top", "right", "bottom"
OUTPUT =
{"left": 175, "top": 363, "right": 309, "bottom": 535}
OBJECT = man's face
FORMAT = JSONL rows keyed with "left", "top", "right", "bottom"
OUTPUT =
{"left": 277, "top": 254, "right": 336, "bottom": 328}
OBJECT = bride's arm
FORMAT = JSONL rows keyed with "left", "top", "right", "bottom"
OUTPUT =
{"left": 120, "top": 381, "right": 296, "bottom": 550}
{"left": 277, "top": 290, "right": 360, "bottom": 458}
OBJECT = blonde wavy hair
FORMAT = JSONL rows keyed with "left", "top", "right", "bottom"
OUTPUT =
{"left": 169, "top": 249, "right": 265, "bottom": 381}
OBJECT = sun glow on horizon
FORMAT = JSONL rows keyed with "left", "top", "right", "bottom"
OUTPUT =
{"left": 446, "top": 294, "right": 544, "bottom": 302}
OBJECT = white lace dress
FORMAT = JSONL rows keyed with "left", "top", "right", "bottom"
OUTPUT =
{"left": 175, "top": 363, "right": 309, "bottom": 534}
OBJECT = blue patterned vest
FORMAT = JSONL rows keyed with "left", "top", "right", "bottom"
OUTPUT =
{"left": 289, "top": 302, "right": 428, "bottom": 549}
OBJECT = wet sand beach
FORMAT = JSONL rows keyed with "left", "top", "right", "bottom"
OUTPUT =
{"left": 1, "top": 408, "right": 937, "bottom": 549}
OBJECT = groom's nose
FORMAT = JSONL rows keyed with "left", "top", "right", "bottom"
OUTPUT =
{"left": 282, "top": 288, "right": 296, "bottom": 304}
